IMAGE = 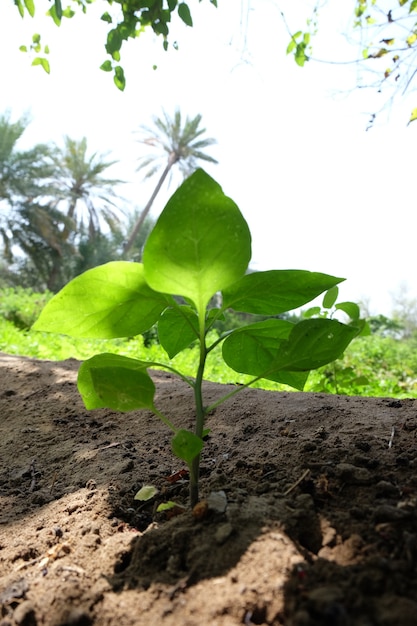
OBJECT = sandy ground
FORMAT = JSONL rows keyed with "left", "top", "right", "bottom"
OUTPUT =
{"left": 1, "top": 352, "right": 417, "bottom": 626}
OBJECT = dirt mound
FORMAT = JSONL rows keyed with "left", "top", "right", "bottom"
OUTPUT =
{"left": 1, "top": 353, "right": 417, "bottom": 625}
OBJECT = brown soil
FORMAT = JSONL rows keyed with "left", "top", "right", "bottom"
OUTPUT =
{"left": 1, "top": 353, "right": 417, "bottom": 626}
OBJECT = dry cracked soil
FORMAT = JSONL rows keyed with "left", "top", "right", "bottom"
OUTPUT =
{"left": 1, "top": 352, "right": 417, "bottom": 626}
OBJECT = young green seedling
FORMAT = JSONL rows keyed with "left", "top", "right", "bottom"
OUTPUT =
{"left": 34, "top": 169, "right": 361, "bottom": 507}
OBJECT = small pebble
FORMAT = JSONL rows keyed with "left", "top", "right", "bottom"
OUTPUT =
{"left": 207, "top": 490, "right": 227, "bottom": 514}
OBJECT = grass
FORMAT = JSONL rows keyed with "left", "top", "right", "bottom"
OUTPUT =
{"left": 2, "top": 316, "right": 417, "bottom": 398}
{"left": 1, "top": 287, "right": 417, "bottom": 398}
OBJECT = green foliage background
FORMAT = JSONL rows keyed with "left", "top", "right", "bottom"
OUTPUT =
{"left": 1, "top": 288, "right": 416, "bottom": 399}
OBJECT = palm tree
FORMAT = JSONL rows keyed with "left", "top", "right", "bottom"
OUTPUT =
{"left": 123, "top": 109, "right": 218, "bottom": 256}
{"left": 0, "top": 111, "right": 54, "bottom": 204}
{"left": 0, "top": 111, "right": 61, "bottom": 288}
{"left": 50, "top": 136, "right": 125, "bottom": 242}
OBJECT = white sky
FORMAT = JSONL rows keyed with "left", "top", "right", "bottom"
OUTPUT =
{"left": 0, "top": 0, "right": 416, "bottom": 315}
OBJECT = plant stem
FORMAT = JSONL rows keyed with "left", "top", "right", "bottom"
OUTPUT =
{"left": 190, "top": 314, "right": 208, "bottom": 507}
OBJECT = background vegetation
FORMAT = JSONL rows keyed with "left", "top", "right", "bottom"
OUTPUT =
{"left": 1, "top": 286, "right": 417, "bottom": 399}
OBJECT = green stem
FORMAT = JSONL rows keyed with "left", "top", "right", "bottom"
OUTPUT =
{"left": 152, "top": 406, "right": 178, "bottom": 434}
{"left": 190, "top": 314, "right": 208, "bottom": 507}
{"left": 205, "top": 375, "right": 264, "bottom": 413}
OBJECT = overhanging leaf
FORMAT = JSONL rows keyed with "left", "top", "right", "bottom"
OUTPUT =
{"left": 77, "top": 353, "right": 155, "bottom": 411}
{"left": 178, "top": 3, "right": 193, "bottom": 26}
{"left": 158, "top": 305, "right": 199, "bottom": 358}
{"left": 143, "top": 169, "right": 251, "bottom": 313}
{"left": 33, "top": 261, "right": 170, "bottom": 338}
{"left": 222, "top": 270, "right": 344, "bottom": 315}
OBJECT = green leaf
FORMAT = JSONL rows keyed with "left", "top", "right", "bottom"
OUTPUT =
{"left": 77, "top": 353, "right": 155, "bottom": 411}
{"left": 222, "top": 270, "right": 344, "bottom": 315}
{"left": 286, "top": 39, "right": 296, "bottom": 54}
{"left": 106, "top": 28, "right": 122, "bottom": 55}
{"left": 32, "top": 33, "right": 41, "bottom": 44}
{"left": 280, "top": 319, "right": 359, "bottom": 370}
{"left": 24, "top": 0, "right": 35, "bottom": 17}
{"left": 303, "top": 306, "right": 321, "bottom": 318}
{"left": 157, "top": 501, "right": 182, "bottom": 512}
{"left": 223, "top": 318, "right": 358, "bottom": 386}
{"left": 33, "top": 261, "right": 170, "bottom": 339}
{"left": 134, "top": 485, "right": 159, "bottom": 500}
{"left": 19, "top": 45, "right": 28, "bottom": 52}
{"left": 114, "top": 65, "right": 126, "bottom": 91}
{"left": 223, "top": 319, "right": 309, "bottom": 389}
{"left": 143, "top": 169, "right": 251, "bottom": 313}
{"left": 101, "top": 11, "right": 113, "bottom": 23}
{"left": 408, "top": 107, "right": 417, "bottom": 124}
{"left": 335, "top": 301, "right": 360, "bottom": 321}
{"left": 54, "top": 0, "right": 62, "bottom": 19}
{"left": 411, "top": 0, "right": 417, "bottom": 12}
{"left": 48, "top": 5, "right": 61, "bottom": 26}
{"left": 295, "top": 43, "right": 308, "bottom": 66}
{"left": 32, "top": 57, "right": 50, "bottom": 73}
{"left": 16, "top": 0, "right": 24, "bottom": 18}
{"left": 171, "top": 429, "right": 204, "bottom": 465}
{"left": 322, "top": 286, "right": 339, "bottom": 309}
{"left": 62, "top": 7, "right": 75, "bottom": 18}
{"left": 100, "top": 60, "right": 113, "bottom": 72}
{"left": 178, "top": 3, "right": 193, "bottom": 26}
{"left": 158, "top": 305, "right": 199, "bottom": 358}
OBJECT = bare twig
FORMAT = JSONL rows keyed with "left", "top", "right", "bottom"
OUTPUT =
{"left": 29, "top": 459, "right": 37, "bottom": 493}
{"left": 284, "top": 469, "right": 311, "bottom": 496}
{"left": 388, "top": 426, "right": 395, "bottom": 449}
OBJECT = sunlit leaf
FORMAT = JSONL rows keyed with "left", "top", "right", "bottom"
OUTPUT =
{"left": 24, "top": 0, "right": 35, "bottom": 17}
{"left": 32, "top": 57, "right": 50, "bottom": 73}
{"left": 158, "top": 306, "right": 199, "bottom": 358}
{"left": 408, "top": 107, "right": 417, "bottom": 124}
{"left": 114, "top": 65, "right": 125, "bottom": 90}
{"left": 33, "top": 261, "right": 170, "bottom": 338}
{"left": 222, "top": 270, "right": 344, "bottom": 315}
{"left": 406, "top": 33, "right": 417, "bottom": 46}
{"left": 100, "top": 60, "right": 112, "bottom": 72}
{"left": 143, "top": 169, "right": 251, "bottom": 313}
{"left": 77, "top": 353, "right": 155, "bottom": 411}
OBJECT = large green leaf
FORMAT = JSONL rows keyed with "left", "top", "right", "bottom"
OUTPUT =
{"left": 222, "top": 270, "right": 345, "bottom": 315}
{"left": 78, "top": 353, "right": 155, "bottom": 411}
{"left": 158, "top": 305, "right": 199, "bottom": 358}
{"left": 222, "top": 319, "right": 308, "bottom": 389}
{"left": 223, "top": 318, "right": 358, "bottom": 388}
{"left": 143, "top": 169, "right": 251, "bottom": 312}
{"left": 33, "top": 262, "right": 170, "bottom": 338}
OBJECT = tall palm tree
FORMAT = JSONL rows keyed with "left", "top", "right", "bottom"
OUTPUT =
{"left": 0, "top": 112, "right": 60, "bottom": 288}
{"left": 0, "top": 111, "right": 54, "bottom": 204}
{"left": 50, "top": 136, "right": 125, "bottom": 242}
{"left": 123, "top": 109, "right": 218, "bottom": 256}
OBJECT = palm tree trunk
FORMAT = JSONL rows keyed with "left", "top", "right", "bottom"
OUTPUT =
{"left": 123, "top": 152, "right": 178, "bottom": 256}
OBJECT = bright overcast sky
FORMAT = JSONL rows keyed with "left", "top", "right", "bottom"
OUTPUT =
{"left": 1, "top": 0, "right": 416, "bottom": 316}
